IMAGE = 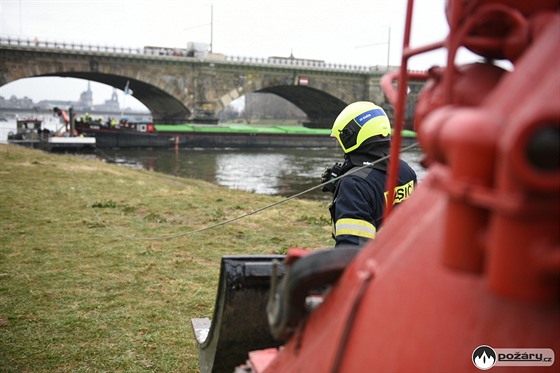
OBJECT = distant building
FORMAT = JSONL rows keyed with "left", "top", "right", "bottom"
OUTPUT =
{"left": 9, "top": 83, "right": 122, "bottom": 113}
{"left": 93, "top": 89, "right": 120, "bottom": 112}
{"left": 1, "top": 82, "right": 150, "bottom": 122}
{"left": 36, "top": 99, "right": 75, "bottom": 110}
{"left": 79, "top": 82, "right": 94, "bottom": 110}
{"left": 0, "top": 95, "right": 34, "bottom": 109}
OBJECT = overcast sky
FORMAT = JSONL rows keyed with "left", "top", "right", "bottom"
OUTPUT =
{"left": 1, "top": 0, "right": 474, "bottom": 110}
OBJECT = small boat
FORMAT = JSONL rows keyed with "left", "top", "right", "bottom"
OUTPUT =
{"left": 7, "top": 119, "right": 96, "bottom": 151}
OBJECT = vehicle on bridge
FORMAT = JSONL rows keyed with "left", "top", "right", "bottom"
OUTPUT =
{"left": 143, "top": 42, "right": 226, "bottom": 60}
{"left": 143, "top": 45, "right": 189, "bottom": 57}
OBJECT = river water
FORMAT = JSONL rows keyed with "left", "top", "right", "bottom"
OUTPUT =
{"left": 95, "top": 146, "right": 425, "bottom": 200}
{"left": 1, "top": 119, "right": 425, "bottom": 199}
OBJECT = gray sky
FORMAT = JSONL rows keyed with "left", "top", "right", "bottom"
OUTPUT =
{"left": 1, "top": 0, "right": 476, "bottom": 110}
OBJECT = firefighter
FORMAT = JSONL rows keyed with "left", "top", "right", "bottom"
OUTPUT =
{"left": 322, "top": 101, "right": 417, "bottom": 247}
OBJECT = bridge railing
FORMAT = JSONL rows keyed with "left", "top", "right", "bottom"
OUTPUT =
{"left": 223, "top": 55, "right": 377, "bottom": 72}
{"left": 0, "top": 35, "right": 387, "bottom": 73}
{"left": 0, "top": 35, "right": 146, "bottom": 55}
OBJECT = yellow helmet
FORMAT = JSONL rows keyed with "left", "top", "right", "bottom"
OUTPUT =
{"left": 331, "top": 101, "right": 391, "bottom": 153}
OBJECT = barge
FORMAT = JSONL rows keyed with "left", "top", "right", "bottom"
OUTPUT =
{"left": 75, "top": 121, "right": 417, "bottom": 149}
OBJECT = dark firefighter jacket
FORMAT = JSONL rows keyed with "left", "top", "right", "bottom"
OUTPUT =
{"left": 330, "top": 159, "right": 417, "bottom": 247}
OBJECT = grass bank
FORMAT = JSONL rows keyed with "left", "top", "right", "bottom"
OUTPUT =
{"left": 0, "top": 144, "right": 332, "bottom": 372}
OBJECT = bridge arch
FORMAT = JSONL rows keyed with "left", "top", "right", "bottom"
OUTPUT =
{"left": 256, "top": 85, "right": 346, "bottom": 128}
{"left": 42, "top": 72, "right": 191, "bottom": 123}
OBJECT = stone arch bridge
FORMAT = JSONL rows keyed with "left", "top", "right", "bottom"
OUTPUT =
{"left": 0, "top": 37, "right": 421, "bottom": 126}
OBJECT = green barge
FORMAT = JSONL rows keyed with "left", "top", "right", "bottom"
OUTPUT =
{"left": 76, "top": 121, "right": 417, "bottom": 149}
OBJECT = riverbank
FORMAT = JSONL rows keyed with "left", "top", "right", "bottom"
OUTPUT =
{"left": 0, "top": 144, "right": 332, "bottom": 372}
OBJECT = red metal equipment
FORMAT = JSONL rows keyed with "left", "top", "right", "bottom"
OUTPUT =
{"left": 238, "top": 0, "right": 559, "bottom": 371}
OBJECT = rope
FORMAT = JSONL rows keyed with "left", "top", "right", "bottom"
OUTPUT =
{"left": 129, "top": 142, "right": 419, "bottom": 241}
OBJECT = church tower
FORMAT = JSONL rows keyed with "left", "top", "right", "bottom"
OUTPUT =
{"left": 79, "top": 81, "right": 94, "bottom": 110}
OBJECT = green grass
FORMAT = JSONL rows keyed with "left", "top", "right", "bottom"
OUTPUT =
{"left": 0, "top": 144, "right": 332, "bottom": 372}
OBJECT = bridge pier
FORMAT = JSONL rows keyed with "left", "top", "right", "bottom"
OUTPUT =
{"left": 190, "top": 101, "right": 219, "bottom": 124}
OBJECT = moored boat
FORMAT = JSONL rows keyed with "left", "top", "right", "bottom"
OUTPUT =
{"left": 8, "top": 119, "right": 95, "bottom": 151}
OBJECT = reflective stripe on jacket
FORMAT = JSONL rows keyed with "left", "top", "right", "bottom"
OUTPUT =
{"left": 334, "top": 218, "right": 377, "bottom": 239}
{"left": 330, "top": 159, "right": 417, "bottom": 247}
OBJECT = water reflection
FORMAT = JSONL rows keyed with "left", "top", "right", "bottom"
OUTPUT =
{"left": 215, "top": 153, "right": 290, "bottom": 194}
{"left": 98, "top": 147, "right": 425, "bottom": 199}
